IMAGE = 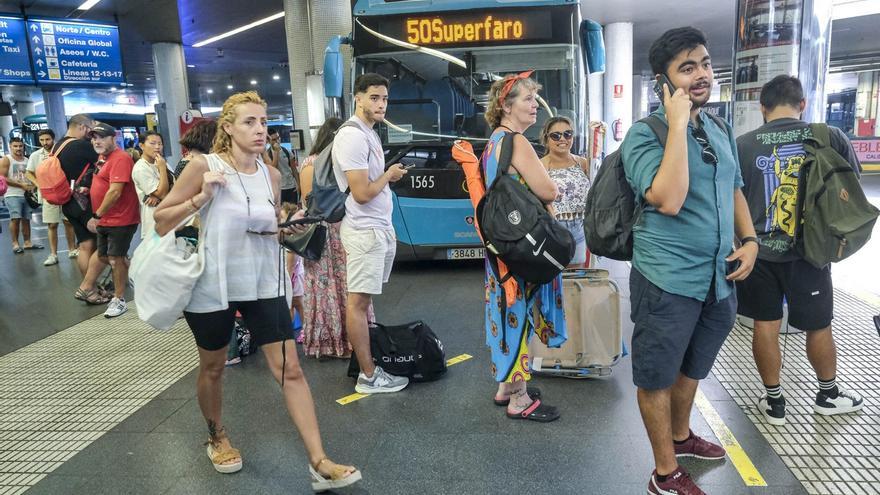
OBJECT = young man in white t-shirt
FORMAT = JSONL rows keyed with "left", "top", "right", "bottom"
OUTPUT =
{"left": 332, "top": 73, "right": 410, "bottom": 394}
{"left": 26, "top": 129, "right": 78, "bottom": 266}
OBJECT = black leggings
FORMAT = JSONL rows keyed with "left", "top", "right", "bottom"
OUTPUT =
{"left": 184, "top": 297, "right": 293, "bottom": 351}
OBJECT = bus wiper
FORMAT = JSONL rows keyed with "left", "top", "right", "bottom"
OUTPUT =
{"left": 384, "top": 118, "right": 489, "bottom": 142}
{"left": 355, "top": 19, "right": 467, "bottom": 69}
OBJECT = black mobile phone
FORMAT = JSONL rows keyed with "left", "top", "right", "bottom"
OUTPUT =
{"left": 653, "top": 74, "right": 676, "bottom": 103}
{"left": 726, "top": 259, "right": 742, "bottom": 276}
{"left": 278, "top": 216, "right": 322, "bottom": 228}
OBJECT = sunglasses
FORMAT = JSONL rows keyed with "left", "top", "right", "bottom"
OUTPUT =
{"left": 691, "top": 127, "right": 717, "bottom": 165}
{"left": 548, "top": 130, "right": 574, "bottom": 141}
{"left": 224, "top": 167, "right": 279, "bottom": 236}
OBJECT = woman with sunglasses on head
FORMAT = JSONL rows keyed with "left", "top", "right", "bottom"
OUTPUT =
{"left": 153, "top": 91, "right": 361, "bottom": 492}
{"left": 482, "top": 72, "right": 568, "bottom": 422}
{"left": 540, "top": 116, "right": 591, "bottom": 268}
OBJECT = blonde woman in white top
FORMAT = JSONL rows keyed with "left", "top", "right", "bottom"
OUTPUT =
{"left": 154, "top": 91, "right": 360, "bottom": 492}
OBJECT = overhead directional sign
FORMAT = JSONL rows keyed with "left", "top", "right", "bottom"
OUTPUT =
{"left": 26, "top": 18, "right": 124, "bottom": 85}
{"left": 0, "top": 15, "right": 34, "bottom": 84}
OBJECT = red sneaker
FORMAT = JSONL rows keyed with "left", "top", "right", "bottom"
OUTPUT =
{"left": 674, "top": 429, "right": 726, "bottom": 460}
{"left": 647, "top": 467, "right": 706, "bottom": 495}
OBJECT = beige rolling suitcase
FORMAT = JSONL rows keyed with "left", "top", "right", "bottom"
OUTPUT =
{"left": 530, "top": 269, "right": 623, "bottom": 378}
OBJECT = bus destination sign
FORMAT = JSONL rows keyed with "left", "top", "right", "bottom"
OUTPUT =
{"left": 404, "top": 13, "right": 549, "bottom": 45}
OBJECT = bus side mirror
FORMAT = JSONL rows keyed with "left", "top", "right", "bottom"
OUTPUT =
{"left": 323, "top": 36, "right": 351, "bottom": 98}
{"left": 580, "top": 19, "right": 605, "bottom": 74}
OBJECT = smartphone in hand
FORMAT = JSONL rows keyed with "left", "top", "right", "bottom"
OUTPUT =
{"left": 653, "top": 74, "right": 676, "bottom": 103}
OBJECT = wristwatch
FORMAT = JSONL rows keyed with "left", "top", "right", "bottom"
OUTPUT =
{"left": 92, "top": 213, "right": 102, "bottom": 220}
{"left": 740, "top": 236, "right": 758, "bottom": 246}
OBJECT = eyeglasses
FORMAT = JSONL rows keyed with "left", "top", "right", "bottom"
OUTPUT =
{"left": 226, "top": 165, "right": 278, "bottom": 236}
{"left": 691, "top": 127, "right": 717, "bottom": 165}
{"left": 548, "top": 130, "right": 574, "bottom": 141}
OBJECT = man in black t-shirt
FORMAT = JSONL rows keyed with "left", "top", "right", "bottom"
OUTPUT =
{"left": 54, "top": 113, "right": 98, "bottom": 276}
{"left": 736, "top": 75, "right": 864, "bottom": 427}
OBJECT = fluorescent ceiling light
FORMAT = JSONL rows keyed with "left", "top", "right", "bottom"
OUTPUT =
{"left": 192, "top": 11, "right": 284, "bottom": 48}
{"left": 207, "top": 88, "right": 213, "bottom": 94}
{"left": 227, "top": 84, "right": 233, "bottom": 89}
{"left": 77, "top": 0, "right": 101, "bottom": 10}
{"left": 250, "top": 79, "right": 257, "bottom": 85}
{"left": 273, "top": 74, "right": 280, "bottom": 80}
{"left": 833, "top": 0, "right": 880, "bottom": 20}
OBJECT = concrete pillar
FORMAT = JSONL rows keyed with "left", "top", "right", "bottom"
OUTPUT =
{"left": 0, "top": 115, "right": 12, "bottom": 153}
{"left": 14, "top": 101, "right": 36, "bottom": 123}
{"left": 602, "top": 22, "right": 633, "bottom": 154}
{"left": 283, "top": 0, "right": 316, "bottom": 151}
{"left": 632, "top": 74, "right": 646, "bottom": 120}
{"left": 308, "top": 0, "right": 352, "bottom": 119}
{"left": 588, "top": 72, "right": 604, "bottom": 124}
{"left": 42, "top": 89, "right": 67, "bottom": 141}
{"left": 731, "top": 0, "right": 833, "bottom": 136}
{"left": 151, "top": 42, "right": 190, "bottom": 165}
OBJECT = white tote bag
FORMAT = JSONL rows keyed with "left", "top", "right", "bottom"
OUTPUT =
{"left": 130, "top": 210, "right": 205, "bottom": 331}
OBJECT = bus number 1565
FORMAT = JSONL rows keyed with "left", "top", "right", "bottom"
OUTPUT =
{"left": 410, "top": 175, "right": 435, "bottom": 189}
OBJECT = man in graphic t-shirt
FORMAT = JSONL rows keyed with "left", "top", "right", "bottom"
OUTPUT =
{"left": 736, "top": 75, "right": 864, "bottom": 427}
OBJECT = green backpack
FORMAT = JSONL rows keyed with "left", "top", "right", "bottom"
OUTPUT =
{"left": 798, "top": 124, "right": 879, "bottom": 268}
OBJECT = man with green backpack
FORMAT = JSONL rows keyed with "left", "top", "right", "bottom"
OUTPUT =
{"left": 736, "top": 75, "right": 876, "bottom": 426}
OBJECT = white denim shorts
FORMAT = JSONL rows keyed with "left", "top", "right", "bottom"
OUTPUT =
{"left": 340, "top": 224, "right": 396, "bottom": 295}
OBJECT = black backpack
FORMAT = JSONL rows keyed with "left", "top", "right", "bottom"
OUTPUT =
{"left": 347, "top": 321, "right": 447, "bottom": 382}
{"left": 306, "top": 121, "right": 357, "bottom": 223}
{"left": 477, "top": 132, "right": 575, "bottom": 285}
{"left": 584, "top": 113, "right": 727, "bottom": 260}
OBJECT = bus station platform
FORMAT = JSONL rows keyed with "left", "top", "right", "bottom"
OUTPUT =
{"left": 0, "top": 175, "right": 877, "bottom": 495}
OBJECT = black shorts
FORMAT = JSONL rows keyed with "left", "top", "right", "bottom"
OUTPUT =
{"left": 184, "top": 297, "right": 293, "bottom": 351}
{"left": 630, "top": 269, "right": 736, "bottom": 390}
{"left": 96, "top": 224, "right": 137, "bottom": 257}
{"left": 736, "top": 258, "right": 833, "bottom": 331}
{"left": 62, "top": 200, "right": 96, "bottom": 245}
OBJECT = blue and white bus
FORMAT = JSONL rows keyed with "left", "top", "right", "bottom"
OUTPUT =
{"left": 342, "top": 0, "right": 603, "bottom": 260}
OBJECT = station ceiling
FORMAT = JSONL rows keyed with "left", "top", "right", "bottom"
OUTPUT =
{"left": 0, "top": 0, "right": 877, "bottom": 121}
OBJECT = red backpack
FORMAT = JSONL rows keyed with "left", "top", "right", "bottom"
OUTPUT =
{"left": 36, "top": 139, "right": 76, "bottom": 205}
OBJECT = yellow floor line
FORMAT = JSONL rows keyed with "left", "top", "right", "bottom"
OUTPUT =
{"left": 336, "top": 353, "right": 474, "bottom": 405}
{"left": 694, "top": 389, "right": 767, "bottom": 487}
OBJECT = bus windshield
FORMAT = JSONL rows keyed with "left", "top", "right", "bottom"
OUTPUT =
{"left": 356, "top": 43, "right": 583, "bottom": 148}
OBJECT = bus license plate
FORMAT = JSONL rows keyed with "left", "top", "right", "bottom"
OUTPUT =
{"left": 447, "top": 248, "right": 484, "bottom": 260}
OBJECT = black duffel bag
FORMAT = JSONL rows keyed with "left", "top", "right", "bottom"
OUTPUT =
{"left": 347, "top": 321, "right": 447, "bottom": 382}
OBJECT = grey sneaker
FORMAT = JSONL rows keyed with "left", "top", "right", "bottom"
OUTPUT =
{"left": 68, "top": 249, "right": 79, "bottom": 259}
{"left": 43, "top": 254, "right": 59, "bottom": 266}
{"left": 104, "top": 297, "right": 127, "bottom": 318}
{"left": 355, "top": 366, "right": 409, "bottom": 394}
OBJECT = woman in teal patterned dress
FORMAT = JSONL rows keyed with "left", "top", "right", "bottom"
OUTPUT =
{"left": 483, "top": 72, "right": 568, "bottom": 422}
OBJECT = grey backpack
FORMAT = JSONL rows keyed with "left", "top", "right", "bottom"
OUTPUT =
{"left": 306, "top": 121, "right": 357, "bottom": 223}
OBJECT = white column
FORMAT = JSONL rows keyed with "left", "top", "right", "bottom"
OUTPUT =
{"left": 309, "top": 0, "right": 353, "bottom": 118}
{"left": 602, "top": 22, "right": 633, "bottom": 154}
{"left": 283, "top": 0, "right": 316, "bottom": 152}
{"left": 151, "top": 42, "right": 190, "bottom": 166}
{"left": 588, "top": 72, "right": 604, "bottom": 124}
{"left": 42, "top": 89, "right": 67, "bottom": 141}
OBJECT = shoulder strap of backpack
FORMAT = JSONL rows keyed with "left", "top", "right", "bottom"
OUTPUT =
{"left": 807, "top": 123, "right": 831, "bottom": 148}
{"left": 704, "top": 113, "right": 730, "bottom": 138}
{"left": 495, "top": 131, "right": 518, "bottom": 180}
{"left": 51, "top": 137, "right": 74, "bottom": 158}
{"left": 640, "top": 114, "right": 668, "bottom": 146}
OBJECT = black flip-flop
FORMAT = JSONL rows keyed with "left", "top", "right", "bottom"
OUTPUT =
{"left": 23, "top": 244, "right": 44, "bottom": 250}
{"left": 493, "top": 387, "right": 542, "bottom": 406}
{"left": 506, "top": 399, "right": 560, "bottom": 422}
{"left": 13, "top": 247, "right": 24, "bottom": 254}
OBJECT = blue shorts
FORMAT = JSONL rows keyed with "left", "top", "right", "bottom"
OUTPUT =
{"left": 559, "top": 219, "right": 587, "bottom": 265}
{"left": 4, "top": 196, "right": 32, "bottom": 220}
{"left": 629, "top": 268, "right": 736, "bottom": 390}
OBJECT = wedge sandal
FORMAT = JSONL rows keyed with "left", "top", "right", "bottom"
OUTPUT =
{"left": 309, "top": 458, "right": 361, "bottom": 492}
{"left": 205, "top": 439, "right": 242, "bottom": 474}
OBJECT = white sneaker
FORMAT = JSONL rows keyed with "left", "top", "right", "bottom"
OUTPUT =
{"left": 814, "top": 389, "right": 864, "bottom": 416}
{"left": 355, "top": 366, "right": 409, "bottom": 394}
{"left": 104, "top": 297, "right": 127, "bottom": 318}
{"left": 68, "top": 249, "right": 79, "bottom": 259}
{"left": 43, "top": 254, "right": 59, "bottom": 266}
